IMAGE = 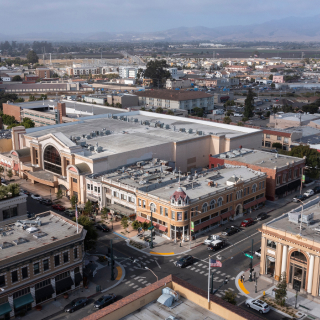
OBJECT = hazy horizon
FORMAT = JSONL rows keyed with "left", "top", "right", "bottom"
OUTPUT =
{"left": 2, "top": 0, "right": 320, "bottom": 35}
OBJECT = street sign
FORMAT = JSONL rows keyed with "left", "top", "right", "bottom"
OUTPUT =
{"left": 302, "top": 175, "right": 305, "bottom": 183}
{"left": 148, "top": 226, "right": 154, "bottom": 230}
{"left": 245, "top": 253, "right": 253, "bottom": 259}
{"left": 191, "top": 222, "right": 194, "bottom": 232}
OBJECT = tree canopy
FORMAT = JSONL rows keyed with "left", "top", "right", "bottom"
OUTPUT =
{"left": 75, "top": 215, "right": 98, "bottom": 250}
{"left": 244, "top": 88, "right": 254, "bottom": 118}
{"left": 142, "top": 60, "right": 170, "bottom": 88}
{"left": 0, "top": 92, "right": 18, "bottom": 110}
{"left": 12, "top": 75, "right": 22, "bottom": 82}
{"left": 26, "top": 50, "right": 39, "bottom": 64}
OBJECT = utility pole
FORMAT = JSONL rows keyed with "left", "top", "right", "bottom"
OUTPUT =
{"left": 249, "top": 239, "right": 254, "bottom": 282}
{"left": 110, "top": 239, "right": 115, "bottom": 280}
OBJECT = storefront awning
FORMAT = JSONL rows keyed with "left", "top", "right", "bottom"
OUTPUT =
{"left": 35, "top": 285, "right": 54, "bottom": 300}
{"left": 244, "top": 200, "right": 256, "bottom": 210}
{"left": 13, "top": 163, "right": 19, "bottom": 171}
{"left": 136, "top": 216, "right": 167, "bottom": 232}
{"left": 159, "top": 225, "right": 167, "bottom": 232}
{"left": 108, "top": 203, "right": 135, "bottom": 217}
{"left": 14, "top": 293, "right": 34, "bottom": 309}
{"left": 0, "top": 302, "right": 11, "bottom": 316}
{"left": 55, "top": 276, "right": 74, "bottom": 293}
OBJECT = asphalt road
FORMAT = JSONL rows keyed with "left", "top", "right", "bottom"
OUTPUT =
{"left": 25, "top": 194, "right": 313, "bottom": 320}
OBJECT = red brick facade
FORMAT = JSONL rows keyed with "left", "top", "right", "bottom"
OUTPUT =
{"left": 3, "top": 103, "right": 21, "bottom": 122}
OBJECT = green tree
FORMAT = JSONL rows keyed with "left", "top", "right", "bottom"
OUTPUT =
{"left": 302, "top": 104, "right": 318, "bottom": 114}
{"left": 21, "top": 117, "right": 35, "bottom": 129}
{"left": 226, "top": 110, "right": 234, "bottom": 116}
{"left": 26, "top": 50, "right": 39, "bottom": 64}
{"left": 290, "top": 145, "right": 320, "bottom": 178}
{"left": 272, "top": 142, "right": 283, "bottom": 149}
{"left": 155, "top": 107, "right": 163, "bottom": 113}
{"left": 271, "top": 83, "right": 275, "bottom": 88}
{"left": 237, "top": 121, "right": 244, "bottom": 126}
{"left": 244, "top": 88, "right": 254, "bottom": 118}
{"left": 12, "top": 75, "right": 22, "bottom": 81}
{"left": 70, "top": 195, "right": 78, "bottom": 209}
{"left": 142, "top": 60, "right": 170, "bottom": 88}
{"left": 269, "top": 75, "right": 273, "bottom": 80}
{"left": 7, "top": 169, "right": 13, "bottom": 180}
{"left": 166, "top": 109, "right": 174, "bottom": 115}
{"left": 272, "top": 106, "right": 278, "bottom": 115}
{"left": 193, "top": 107, "right": 204, "bottom": 117}
{"left": 141, "top": 221, "right": 151, "bottom": 231}
{"left": 83, "top": 200, "right": 93, "bottom": 215}
{"left": 266, "top": 111, "right": 271, "bottom": 117}
{"left": 223, "top": 116, "right": 232, "bottom": 124}
{"left": 56, "top": 189, "right": 63, "bottom": 200}
{"left": 270, "top": 68, "right": 278, "bottom": 72}
{"left": 224, "top": 100, "right": 235, "bottom": 107}
{"left": 7, "top": 183, "right": 20, "bottom": 197}
{"left": 0, "top": 166, "right": 4, "bottom": 182}
{"left": 121, "top": 216, "right": 129, "bottom": 230}
{"left": 52, "top": 73, "right": 59, "bottom": 78}
{"left": 76, "top": 215, "right": 98, "bottom": 250}
{"left": 28, "top": 95, "right": 36, "bottom": 101}
{"left": 131, "top": 220, "right": 141, "bottom": 230}
{"left": 275, "top": 272, "right": 287, "bottom": 307}
{"left": 222, "top": 289, "right": 237, "bottom": 305}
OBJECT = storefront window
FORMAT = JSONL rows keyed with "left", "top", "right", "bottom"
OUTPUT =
{"left": 265, "top": 256, "right": 275, "bottom": 276}
{"left": 44, "top": 145, "right": 62, "bottom": 175}
{"left": 267, "top": 240, "right": 277, "bottom": 249}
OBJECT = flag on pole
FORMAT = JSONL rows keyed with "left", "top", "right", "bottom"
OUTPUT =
{"left": 75, "top": 204, "right": 79, "bottom": 234}
{"left": 210, "top": 259, "right": 222, "bottom": 267}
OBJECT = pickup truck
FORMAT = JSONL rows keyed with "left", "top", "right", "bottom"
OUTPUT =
{"left": 207, "top": 239, "right": 226, "bottom": 251}
{"left": 204, "top": 235, "right": 221, "bottom": 245}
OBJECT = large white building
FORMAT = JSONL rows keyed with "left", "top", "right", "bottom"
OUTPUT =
{"left": 119, "top": 66, "right": 146, "bottom": 79}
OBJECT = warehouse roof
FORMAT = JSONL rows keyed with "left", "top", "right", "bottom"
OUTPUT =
{"left": 135, "top": 89, "right": 213, "bottom": 101}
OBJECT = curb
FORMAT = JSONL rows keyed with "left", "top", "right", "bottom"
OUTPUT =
{"left": 125, "top": 240, "right": 192, "bottom": 256}
{"left": 112, "top": 231, "right": 128, "bottom": 239}
{"left": 101, "top": 260, "right": 126, "bottom": 293}
{"left": 235, "top": 270, "right": 293, "bottom": 319}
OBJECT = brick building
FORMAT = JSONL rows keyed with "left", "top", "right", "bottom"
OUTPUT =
{"left": 0, "top": 211, "right": 85, "bottom": 318}
{"left": 209, "top": 149, "right": 305, "bottom": 201}
{"left": 35, "top": 68, "right": 51, "bottom": 79}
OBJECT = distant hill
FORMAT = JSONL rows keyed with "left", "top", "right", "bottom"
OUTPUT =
{"left": 2, "top": 14, "right": 320, "bottom": 42}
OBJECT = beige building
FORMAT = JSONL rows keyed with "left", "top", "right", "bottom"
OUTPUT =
{"left": 269, "top": 113, "right": 320, "bottom": 129}
{"left": 6, "top": 111, "right": 262, "bottom": 205}
{"left": 260, "top": 197, "right": 320, "bottom": 299}
{"left": 0, "top": 211, "right": 85, "bottom": 318}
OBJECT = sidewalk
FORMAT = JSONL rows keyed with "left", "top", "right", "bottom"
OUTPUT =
{"left": 236, "top": 265, "right": 320, "bottom": 319}
{"left": 20, "top": 256, "right": 125, "bottom": 320}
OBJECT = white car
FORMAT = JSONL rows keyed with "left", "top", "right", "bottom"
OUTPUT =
{"left": 31, "top": 194, "right": 42, "bottom": 200}
{"left": 204, "top": 235, "right": 221, "bottom": 245}
{"left": 245, "top": 298, "right": 270, "bottom": 314}
{"left": 255, "top": 248, "right": 261, "bottom": 257}
{"left": 234, "top": 113, "right": 243, "bottom": 117}
{"left": 304, "top": 189, "right": 314, "bottom": 198}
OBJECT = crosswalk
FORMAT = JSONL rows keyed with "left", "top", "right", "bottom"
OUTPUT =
{"left": 123, "top": 275, "right": 152, "bottom": 291}
{"left": 120, "top": 255, "right": 158, "bottom": 272}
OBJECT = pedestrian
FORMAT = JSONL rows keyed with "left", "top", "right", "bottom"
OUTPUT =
{"left": 243, "top": 274, "right": 245, "bottom": 282}
{"left": 240, "top": 275, "right": 243, "bottom": 283}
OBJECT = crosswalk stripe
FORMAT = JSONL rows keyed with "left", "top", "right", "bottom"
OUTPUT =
{"left": 130, "top": 275, "right": 136, "bottom": 278}
{"left": 194, "top": 269, "right": 200, "bottom": 272}
{"left": 169, "top": 259, "right": 174, "bottom": 262}
{"left": 200, "top": 271, "right": 204, "bottom": 274}
{"left": 204, "top": 273, "right": 208, "bottom": 276}
{"left": 197, "top": 264, "right": 203, "bottom": 267}
{"left": 125, "top": 281, "right": 131, "bottom": 284}
{"left": 190, "top": 267, "right": 195, "bottom": 270}
{"left": 132, "top": 285, "right": 138, "bottom": 289}
{"left": 141, "top": 280, "right": 147, "bottom": 284}
{"left": 186, "top": 266, "right": 191, "bottom": 269}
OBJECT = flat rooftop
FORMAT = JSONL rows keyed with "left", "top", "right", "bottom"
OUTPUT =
{"left": 266, "top": 197, "right": 320, "bottom": 242}
{"left": 121, "top": 297, "right": 225, "bottom": 320}
{"left": 135, "top": 89, "right": 213, "bottom": 101}
{"left": 0, "top": 211, "right": 83, "bottom": 264}
{"left": 274, "top": 113, "right": 320, "bottom": 122}
{"left": 25, "top": 112, "right": 261, "bottom": 160}
{"left": 213, "top": 148, "right": 304, "bottom": 169}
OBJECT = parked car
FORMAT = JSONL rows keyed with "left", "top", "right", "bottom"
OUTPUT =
{"left": 221, "top": 226, "right": 241, "bottom": 236}
{"left": 51, "top": 204, "right": 66, "bottom": 211}
{"left": 31, "top": 194, "right": 42, "bottom": 200}
{"left": 255, "top": 248, "right": 261, "bottom": 257}
{"left": 207, "top": 239, "right": 226, "bottom": 251}
{"left": 96, "top": 224, "right": 110, "bottom": 232}
{"left": 245, "top": 298, "right": 270, "bottom": 314}
{"left": 65, "top": 209, "right": 75, "bottom": 217}
{"left": 175, "top": 255, "right": 194, "bottom": 268}
{"left": 234, "top": 113, "right": 243, "bottom": 117}
{"left": 64, "top": 297, "right": 88, "bottom": 313}
{"left": 313, "top": 186, "right": 320, "bottom": 194}
{"left": 94, "top": 294, "right": 116, "bottom": 309}
{"left": 40, "top": 199, "right": 52, "bottom": 206}
{"left": 292, "top": 194, "right": 307, "bottom": 202}
{"left": 256, "top": 212, "right": 267, "bottom": 221}
{"left": 304, "top": 189, "right": 315, "bottom": 198}
{"left": 240, "top": 218, "right": 254, "bottom": 227}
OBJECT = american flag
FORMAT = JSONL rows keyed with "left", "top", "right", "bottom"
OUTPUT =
{"left": 210, "top": 259, "right": 222, "bottom": 267}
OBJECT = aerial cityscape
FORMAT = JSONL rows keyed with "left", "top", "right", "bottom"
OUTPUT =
{"left": 1, "top": 1, "right": 320, "bottom": 319}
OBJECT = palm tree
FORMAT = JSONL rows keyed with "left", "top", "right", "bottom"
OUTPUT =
{"left": 272, "top": 106, "right": 278, "bottom": 115}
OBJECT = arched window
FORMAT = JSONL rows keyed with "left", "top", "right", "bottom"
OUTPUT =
{"left": 236, "top": 190, "right": 243, "bottom": 200}
{"left": 44, "top": 145, "right": 62, "bottom": 175}
{"left": 252, "top": 184, "right": 257, "bottom": 193}
{"left": 217, "top": 197, "right": 223, "bottom": 207}
{"left": 210, "top": 199, "right": 216, "bottom": 209}
{"left": 202, "top": 203, "right": 208, "bottom": 213}
{"left": 291, "top": 251, "right": 307, "bottom": 263}
{"left": 150, "top": 203, "right": 156, "bottom": 213}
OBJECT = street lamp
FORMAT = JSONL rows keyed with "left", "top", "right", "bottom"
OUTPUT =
{"left": 145, "top": 267, "right": 158, "bottom": 282}
{"left": 189, "top": 210, "right": 201, "bottom": 249}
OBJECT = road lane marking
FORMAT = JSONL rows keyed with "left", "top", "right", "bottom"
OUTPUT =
{"left": 115, "top": 266, "right": 122, "bottom": 280}
{"left": 149, "top": 251, "right": 175, "bottom": 255}
{"left": 238, "top": 279, "right": 250, "bottom": 294}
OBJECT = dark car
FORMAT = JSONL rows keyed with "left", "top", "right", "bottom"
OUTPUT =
{"left": 175, "top": 255, "right": 194, "bottom": 268}
{"left": 52, "top": 204, "right": 66, "bottom": 211}
{"left": 207, "top": 240, "right": 226, "bottom": 251}
{"left": 241, "top": 218, "right": 254, "bottom": 227}
{"left": 94, "top": 294, "right": 116, "bottom": 309}
{"left": 96, "top": 224, "right": 110, "bottom": 232}
{"left": 221, "top": 226, "right": 241, "bottom": 236}
{"left": 64, "top": 297, "right": 88, "bottom": 313}
{"left": 256, "top": 212, "right": 268, "bottom": 221}
{"left": 313, "top": 186, "right": 320, "bottom": 194}
{"left": 40, "top": 199, "right": 53, "bottom": 206}
{"left": 293, "top": 194, "right": 307, "bottom": 203}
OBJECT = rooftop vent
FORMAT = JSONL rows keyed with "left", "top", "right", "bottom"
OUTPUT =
{"left": 179, "top": 128, "right": 186, "bottom": 132}
{"left": 26, "top": 227, "right": 39, "bottom": 233}
{"left": 0, "top": 242, "right": 14, "bottom": 249}
{"left": 188, "top": 128, "right": 193, "bottom": 134}
{"left": 196, "top": 130, "right": 202, "bottom": 135}
{"left": 33, "top": 231, "right": 47, "bottom": 239}
{"left": 12, "top": 237, "right": 29, "bottom": 245}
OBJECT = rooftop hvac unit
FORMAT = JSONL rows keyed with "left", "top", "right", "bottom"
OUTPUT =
{"left": 82, "top": 134, "right": 86, "bottom": 138}
{"left": 113, "top": 116, "right": 118, "bottom": 120}
{"left": 188, "top": 128, "right": 193, "bottom": 134}
{"left": 134, "top": 118, "right": 139, "bottom": 122}
{"left": 78, "top": 140, "right": 86, "bottom": 147}
{"left": 95, "top": 131, "right": 99, "bottom": 136}
{"left": 88, "top": 145, "right": 94, "bottom": 151}
{"left": 302, "top": 212, "right": 314, "bottom": 223}
{"left": 220, "top": 154, "right": 227, "bottom": 159}
{"left": 96, "top": 146, "right": 103, "bottom": 153}
{"left": 105, "top": 130, "right": 111, "bottom": 135}
{"left": 165, "top": 124, "right": 170, "bottom": 129}
{"left": 150, "top": 122, "right": 157, "bottom": 127}
{"left": 99, "top": 131, "right": 104, "bottom": 136}
{"left": 143, "top": 120, "right": 150, "bottom": 125}
{"left": 233, "top": 150, "right": 241, "bottom": 156}
{"left": 196, "top": 130, "right": 202, "bottom": 135}
{"left": 288, "top": 212, "right": 300, "bottom": 224}
{"left": 179, "top": 128, "right": 186, "bottom": 132}
{"left": 91, "top": 132, "right": 96, "bottom": 138}
{"left": 86, "top": 134, "right": 91, "bottom": 139}
{"left": 120, "top": 116, "right": 124, "bottom": 120}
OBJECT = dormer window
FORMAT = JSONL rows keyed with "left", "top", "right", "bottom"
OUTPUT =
{"left": 178, "top": 200, "right": 182, "bottom": 205}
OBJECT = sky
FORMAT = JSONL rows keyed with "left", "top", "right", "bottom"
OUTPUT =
{"left": 1, "top": 0, "right": 320, "bottom": 34}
